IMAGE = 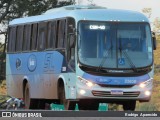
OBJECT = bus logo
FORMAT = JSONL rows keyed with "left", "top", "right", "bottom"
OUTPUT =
{"left": 16, "top": 58, "right": 21, "bottom": 70}
{"left": 96, "top": 78, "right": 112, "bottom": 83}
{"left": 44, "top": 53, "right": 54, "bottom": 72}
{"left": 27, "top": 54, "right": 37, "bottom": 72}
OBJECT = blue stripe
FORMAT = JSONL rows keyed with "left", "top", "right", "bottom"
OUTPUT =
{"left": 83, "top": 73, "right": 150, "bottom": 85}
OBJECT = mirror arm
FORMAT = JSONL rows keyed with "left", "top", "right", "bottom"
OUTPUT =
{"left": 152, "top": 32, "right": 157, "bottom": 50}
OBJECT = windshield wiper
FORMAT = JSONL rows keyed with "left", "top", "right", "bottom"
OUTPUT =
{"left": 119, "top": 39, "right": 137, "bottom": 72}
{"left": 97, "top": 46, "right": 112, "bottom": 72}
{"left": 122, "top": 50, "right": 137, "bottom": 72}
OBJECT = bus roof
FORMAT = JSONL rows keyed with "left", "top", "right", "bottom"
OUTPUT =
{"left": 9, "top": 5, "right": 149, "bottom": 26}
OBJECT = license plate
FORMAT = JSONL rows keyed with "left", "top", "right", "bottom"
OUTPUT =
{"left": 111, "top": 90, "right": 123, "bottom": 95}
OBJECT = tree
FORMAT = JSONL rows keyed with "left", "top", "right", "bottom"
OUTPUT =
{"left": 142, "top": 8, "right": 152, "bottom": 18}
{"left": 153, "top": 17, "right": 160, "bottom": 41}
{"left": 87, "top": 0, "right": 96, "bottom": 6}
{"left": 58, "top": 0, "right": 75, "bottom": 7}
{"left": 153, "top": 18, "right": 160, "bottom": 32}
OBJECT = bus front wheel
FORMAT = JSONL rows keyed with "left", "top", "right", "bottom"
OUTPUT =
{"left": 123, "top": 100, "right": 136, "bottom": 111}
{"left": 59, "top": 85, "right": 75, "bottom": 110}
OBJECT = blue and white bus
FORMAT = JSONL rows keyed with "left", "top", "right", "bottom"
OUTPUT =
{"left": 6, "top": 5, "right": 156, "bottom": 110}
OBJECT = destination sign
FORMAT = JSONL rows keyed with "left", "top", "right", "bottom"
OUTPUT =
{"left": 89, "top": 25, "right": 106, "bottom": 30}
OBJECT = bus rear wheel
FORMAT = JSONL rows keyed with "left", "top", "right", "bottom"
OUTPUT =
{"left": 59, "top": 85, "right": 75, "bottom": 110}
{"left": 123, "top": 100, "right": 136, "bottom": 111}
{"left": 24, "top": 83, "right": 38, "bottom": 109}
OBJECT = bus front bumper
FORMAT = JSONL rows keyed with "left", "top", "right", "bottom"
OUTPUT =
{"left": 76, "top": 81, "right": 152, "bottom": 102}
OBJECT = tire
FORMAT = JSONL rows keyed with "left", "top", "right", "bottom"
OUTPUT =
{"left": 59, "top": 84, "right": 76, "bottom": 110}
{"left": 123, "top": 100, "right": 136, "bottom": 111}
{"left": 78, "top": 100, "right": 99, "bottom": 110}
{"left": 24, "top": 83, "right": 38, "bottom": 109}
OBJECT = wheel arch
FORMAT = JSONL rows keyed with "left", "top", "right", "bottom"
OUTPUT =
{"left": 22, "top": 77, "right": 29, "bottom": 98}
{"left": 57, "top": 76, "right": 66, "bottom": 99}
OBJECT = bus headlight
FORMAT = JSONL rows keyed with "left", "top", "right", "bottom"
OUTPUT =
{"left": 77, "top": 76, "right": 95, "bottom": 87}
{"left": 139, "top": 79, "right": 152, "bottom": 88}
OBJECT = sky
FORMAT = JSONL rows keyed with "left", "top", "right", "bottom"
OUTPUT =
{"left": 1, "top": 0, "right": 160, "bottom": 43}
{"left": 76, "top": 0, "right": 160, "bottom": 22}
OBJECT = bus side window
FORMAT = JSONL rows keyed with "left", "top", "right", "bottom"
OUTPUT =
{"left": 37, "top": 22, "right": 47, "bottom": 51}
{"left": 23, "top": 25, "right": 31, "bottom": 51}
{"left": 16, "top": 25, "right": 24, "bottom": 52}
{"left": 57, "top": 19, "right": 66, "bottom": 48}
{"left": 8, "top": 27, "right": 16, "bottom": 52}
{"left": 7, "top": 27, "right": 12, "bottom": 52}
{"left": 47, "top": 21, "right": 57, "bottom": 49}
{"left": 31, "top": 23, "right": 38, "bottom": 50}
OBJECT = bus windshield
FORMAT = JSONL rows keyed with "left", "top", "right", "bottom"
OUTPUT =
{"left": 78, "top": 21, "right": 153, "bottom": 69}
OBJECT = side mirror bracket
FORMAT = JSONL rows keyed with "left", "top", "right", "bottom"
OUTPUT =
{"left": 152, "top": 32, "right": 157, "bottom": 50}
{"left": 69, "top": 33, "right": 76, "bottom": 48}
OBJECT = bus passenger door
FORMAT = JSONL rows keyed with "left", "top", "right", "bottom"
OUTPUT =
{"left": 66, "top": 17, "right": 77, "bottom": 99}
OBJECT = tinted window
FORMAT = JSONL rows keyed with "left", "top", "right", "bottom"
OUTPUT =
{"left": 37, "top": 22, "right": 47, "bottom": 50}
{"left": 23, "top": 25, "right": 31, "bottom": 51}
{"left": 57, "top": 20, "right": 66, "bottom": 48}
{"left": 8, "top": 27, "right": 16, "bottom": 52}
{"left": 47, "top": 21, "right": 57, "bottom": 49}
{"left": 31, "top": 23, "right": 38, "bottom": 50}
{"left": 16, "top": 25, "right": 24, "bottom": 52}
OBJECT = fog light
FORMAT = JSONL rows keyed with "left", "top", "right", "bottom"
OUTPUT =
{"left": 80, "top": 90, "right": 86, "bottom": 95}
{"left": 145, "top": 91, "right": 151, "bottom": 96}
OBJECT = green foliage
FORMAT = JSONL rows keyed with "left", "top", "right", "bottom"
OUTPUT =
{"left": 58, "top": 0, "right": 75, "bottom": 7}
{"left": 108, "top": 103, "right": 119, "bottom": 111}
{"left": 0, "top": 43, "right": 6, "bottom": 80}
{"left": 142, "top": 8, "right": 152, "bottom": 18}
{"left": 136, "top": 103, "right": 158, "bottom": 111}
{"left": 0, "top": 95, "right": 9, "bottom": 103}
{"left": 0, "top": 80, "right": 6, "bottom": 88}
{"left": 1, "top": 0, "right": 74, "bottom": 23}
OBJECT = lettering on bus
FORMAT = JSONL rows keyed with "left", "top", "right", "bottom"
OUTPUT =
{"left": 89, "top": 25, "right": 106, "bottom": 30}
{"left": 44, "top": 53, "right": 54, "bottom": 72}
{"left": 124, "top": 79, "right": 136, "bottom": 84}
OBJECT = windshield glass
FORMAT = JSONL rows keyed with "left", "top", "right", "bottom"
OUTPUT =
{"left": 78, "top": 21, "right": 153, "bottom": 69}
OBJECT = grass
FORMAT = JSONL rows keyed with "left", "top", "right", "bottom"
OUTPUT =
{"left": 136, "top": 36, "right": 160, "bottom": 111}
{"left": 0, "top": 80, "right": 7, "bottom": 95}
{"left": 0, "top": 80, "right": 8, "bottom": 107}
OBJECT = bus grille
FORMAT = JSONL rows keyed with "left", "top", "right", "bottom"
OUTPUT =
{"left": 98, "top": 84, "right": 134, "bottom": 88}
{"left": 92, "top": 91, "right": 140, "bottom": 97}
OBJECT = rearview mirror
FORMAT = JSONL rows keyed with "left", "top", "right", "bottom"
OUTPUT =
{"left": 152, "top": 32, "right": 157, "bottom": 50}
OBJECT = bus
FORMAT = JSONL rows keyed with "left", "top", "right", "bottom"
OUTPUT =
{"left": 6, "top": 5, "right": 156, "bottom": 110}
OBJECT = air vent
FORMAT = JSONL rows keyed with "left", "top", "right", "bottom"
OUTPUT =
{"left": 92, "top": 91, "right": 140, "bottom": 97}
{"left": 64, "top": 5, "right": 107, "bottom": 10}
